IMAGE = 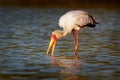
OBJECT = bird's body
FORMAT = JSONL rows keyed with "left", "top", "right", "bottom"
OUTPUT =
{"left": 59, "top": 10, "right": 98, "bottom": 36}
{"left": 46, "top": 10, "right": 99, "bottom": 57}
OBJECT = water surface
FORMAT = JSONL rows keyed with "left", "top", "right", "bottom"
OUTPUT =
{"left": 0, "top": 8, "right": 120, "bottom": 80}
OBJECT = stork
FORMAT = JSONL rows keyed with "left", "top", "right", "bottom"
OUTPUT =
{"left": 46, "top": 10, "right": 99, "bottom": 57}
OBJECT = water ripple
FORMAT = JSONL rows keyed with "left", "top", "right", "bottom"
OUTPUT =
{"left": 0, "top": 8, "right": 119, "bottom": 80}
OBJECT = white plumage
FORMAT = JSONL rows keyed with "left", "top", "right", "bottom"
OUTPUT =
{"left": 59, "top": 10, "right": 98, "bottom": 36}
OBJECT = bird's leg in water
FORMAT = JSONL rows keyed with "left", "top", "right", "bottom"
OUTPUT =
{"left": 72, "top": 30, "right": 80, "bottom": 57}
{"left": 75, "top": 30, "right": 80, "bottom": 56}
{"left": 72, "top": 30, "right": 76, "bottom": 51}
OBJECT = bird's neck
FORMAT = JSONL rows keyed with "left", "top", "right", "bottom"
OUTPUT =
{"left": 52, "top": 30, "right": 65, "bottom": 40}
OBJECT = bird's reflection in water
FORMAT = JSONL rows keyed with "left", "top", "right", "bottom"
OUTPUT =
{"left": 51, "top": 57, "right": 81, "bottom": 67}
{"left": 49, "top": 56, "right": 87, "bottom": 80}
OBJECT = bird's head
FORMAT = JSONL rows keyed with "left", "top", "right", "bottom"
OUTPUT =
{"left": 46, "top": 30, "right": 64, "bottom": 56}
{"left": 51, "top": 30, "right": 64, "bottom": 40}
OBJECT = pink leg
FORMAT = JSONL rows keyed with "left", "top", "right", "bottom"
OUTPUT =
{"left": 72, "top": 30, "right": 76, "bottom": 49}
{"left": 72, "top": 29, "right": 80, "bottom": 57}
{"left": 75, "top": 30, "right": 80, "bottom": 56}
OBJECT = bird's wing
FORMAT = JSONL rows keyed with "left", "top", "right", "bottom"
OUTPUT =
{"left": 75, "top": 15, "right": 94, "bottom": 27}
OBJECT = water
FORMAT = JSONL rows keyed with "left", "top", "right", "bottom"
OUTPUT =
{"left": 0, "top": 8, "right": 120, "bottom": 80}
